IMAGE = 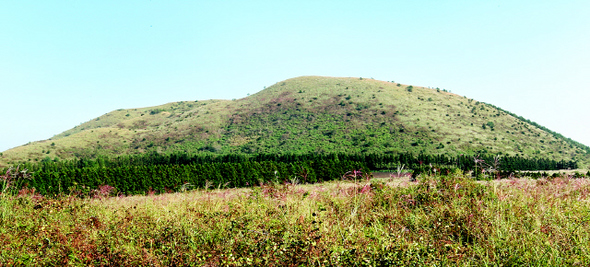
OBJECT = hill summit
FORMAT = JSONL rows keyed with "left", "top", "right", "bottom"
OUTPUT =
{"left": 2, "top": 76, "right": 588, "bottom": 167}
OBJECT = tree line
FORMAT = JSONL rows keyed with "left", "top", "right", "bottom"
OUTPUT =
{"left": 3, "top": 152, "right": 578, "bottom": 196}
{"left": 19, "top": 160, "right": 368, "bottom": 196}
{"left": 21, "top": 152, "right": 577, "bottom": 173}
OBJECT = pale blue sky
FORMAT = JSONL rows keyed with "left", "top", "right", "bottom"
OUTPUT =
{"left": 2, "top": 0, "right": 589, "bottom": 152}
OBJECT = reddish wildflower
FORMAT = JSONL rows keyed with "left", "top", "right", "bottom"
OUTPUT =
{"left": 17, "top": 187, "right": 44, "bottom": 201}
{"left": 147, "top": 188, "right": 156, "bottom": 196}
{"left": 353, "top": 170, "right": 362, "bottom": 177}
{"left": 92, "top": 185, "right": 116, "bottom": 199}
{"left": 360, "top": 184, "right": 371, "bottom": 194}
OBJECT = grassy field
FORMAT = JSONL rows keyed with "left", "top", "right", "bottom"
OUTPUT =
{"left": 2, "top": 172, "right": 589, "bottom": 266}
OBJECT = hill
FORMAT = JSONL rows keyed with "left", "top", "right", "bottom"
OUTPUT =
{"left": 1, "top": 76, "right": 589, "bottom": 167}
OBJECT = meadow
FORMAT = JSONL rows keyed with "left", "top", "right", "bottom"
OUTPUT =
{"left": 2, "top": 171, "right": 590, "bottom": 266}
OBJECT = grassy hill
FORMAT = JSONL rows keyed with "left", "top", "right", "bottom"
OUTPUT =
{"left": 1, "top": 76, "right": 589, "bottom": 167}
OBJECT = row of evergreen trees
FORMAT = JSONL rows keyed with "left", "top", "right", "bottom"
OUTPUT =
{"left": 4, "top": 151, "right": 577, "bottom": 196}
{"left": 21, "top": 151, "right": 577, "bottom": 173}
{"left": 23, "top": 160, "right": 368, "bottom": 196}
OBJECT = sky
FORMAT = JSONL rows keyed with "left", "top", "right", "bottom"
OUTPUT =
{"left": 1, "top": 0, "right": 589, "bottom": 152}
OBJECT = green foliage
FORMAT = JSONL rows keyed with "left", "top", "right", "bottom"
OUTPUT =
{"left": 25, "top": 158, "right": 369, "bottom": 196}
{"left": 7, "top": 151, "right": 577, "bottom": 196}
{"left": 149, "top": 109, "right": 166, "bottom": 115}
{"left": 2, "top": 174, "right": 590, "bottom": 265}
{"left": 485, "top": 103, "right": 590, "bottom": 154}
{"left": 3, "top": 76, "right": 588, "bottom": 168}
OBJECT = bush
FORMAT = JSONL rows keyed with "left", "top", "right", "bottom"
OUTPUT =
{"left": 1, "top": 166, "right": 31, "bottom": 195}
{"left": 149, "top": 109, "right": 166, "bottom": 115}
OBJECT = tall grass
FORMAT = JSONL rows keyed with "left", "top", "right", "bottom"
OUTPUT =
{"left": 1, "top": 173, "right": 589, "bottom": 266}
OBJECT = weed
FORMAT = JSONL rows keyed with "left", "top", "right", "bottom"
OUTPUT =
{"left": 1, "top": 173, "right": 590, "bottom": 265}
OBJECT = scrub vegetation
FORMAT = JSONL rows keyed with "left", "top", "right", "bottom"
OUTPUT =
{"left": 2, "top": 170, "right": 590, "bottom": 266}
{"left": 2, "top": 76, "right": 588, "bottom": 167}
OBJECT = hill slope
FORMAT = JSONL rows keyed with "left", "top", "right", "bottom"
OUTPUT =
{"left": 2, "top": 76, "right": 589, "bottom": 167}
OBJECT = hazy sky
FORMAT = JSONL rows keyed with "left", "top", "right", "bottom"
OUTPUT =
{"left": 2, "top": 1, "right": 589, "bottom": 152}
